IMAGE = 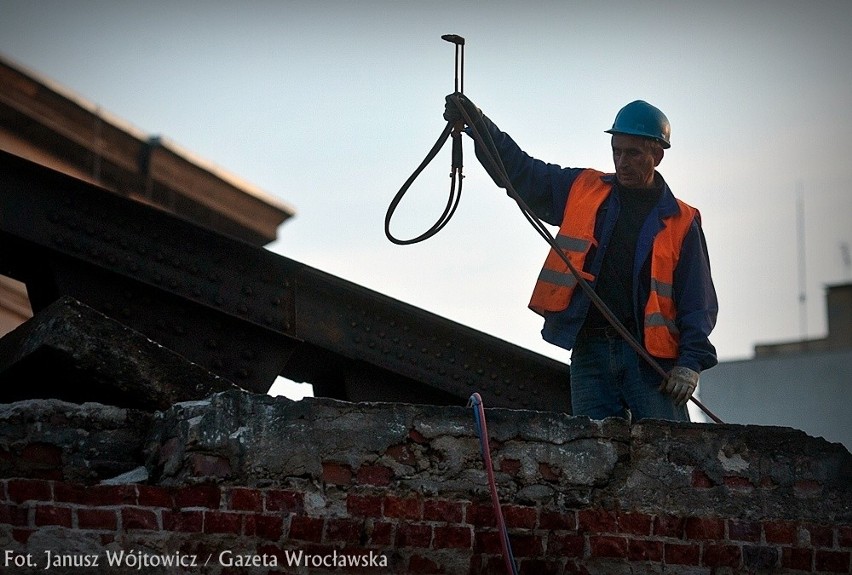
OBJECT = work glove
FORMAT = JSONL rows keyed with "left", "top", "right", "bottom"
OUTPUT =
{"left": 660, "top": 366, "right": 699, "bottom": 407}
{"left": 444, "top": 93, "right": 483, "bottom": 126}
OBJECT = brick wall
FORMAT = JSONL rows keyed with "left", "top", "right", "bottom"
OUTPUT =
{"left": 1, "top": 391, "right": 850, "bottom": 574}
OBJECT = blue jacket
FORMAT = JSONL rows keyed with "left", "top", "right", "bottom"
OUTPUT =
{"left": 471, "top": 118, "right": 718, "bottom": 373}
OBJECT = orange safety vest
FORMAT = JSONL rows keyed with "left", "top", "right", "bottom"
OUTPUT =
{"left": 528, "top": 170, "right": 698, "bottom": 358}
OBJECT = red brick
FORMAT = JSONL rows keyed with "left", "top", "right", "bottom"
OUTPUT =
{"left": 839, "top": 525, "right": 852, "bottom": 548}
{"left": 244, "top": 514, "right": 283, "bottom": 541}
{"left": 538, "top": 462, "right": 560, "bottom": 481}
{"left": 654, "top": 515, "right": 684, "bottom": 538}
{"left": 408, "top": 429, "right": 427, "bottom": 444}
{"left": 347, "top": 493, "right": 383, "bottom": 518}
{"left": 684, "top": 516, "right": 725, "bottom": 540}
{"left": 289, "top": 516, "right": 324, "bottom": 542}
{"left": 539, "top": 509, "right": 576, "bottom": 530}
{"left": 618, "top": 512, "right": 652, "bottom": 535}
{"left": 703, "top": 544, "right": 742, "bottom": 567}
{"left": 629, "top": 539, "right": 663, "bottom": 562}
{"left": 188, "top": 453, "right": 232, "bottom": 478}
{"left": 474, "top": 530, "right": 502, "bottom": 555}
{"left": 804, "top": 523, "right": 834, "bottom": 547}
{"left": 34, "top": 504, "right": 71, "bottom": 527}
{"left": 368, "top": 520, "right": 394, "bottom": 546}
{"left": 396, "top": 523, "right": 432, "bottom": 548}
{"left": 728, "top": 519, "right": 761, "bottom": 542}
{"left": 782, "top": 547, "right": 813, "bottom": 571}
{"left": 815, "top": 550, "right": 850, "bottom": 573}
{"left": 174, "top": 485, "right": 220, "bottom": 509}
{"left": 502, "top": 505, "right": 537, "bottom": 529}
{"left": 423, "top": 499, "right": 463, "bottom": 523}
{"left": 7, "top": 479, "right": 51, "bottom": 503}
{"left": 356, "top": 464, "right": 393, "bottom": 486}
{"left": 228, "top": 487, "right": 262, "bottom": 511}
{"left": 692, "top": 468, "right": 714, "bottom": 488}
{"left": 52, "top": 482, "right": 87, "bottom": 504}
{"left": 265, "top": 489, "right": 303, "bottom": 513}
{"left": 203, "top": 510, "right": 241, "bottom": 534}
{"left": 76, "top": 508, "right": 118, "bottom": 530}
{"left": 508, "top": 533, "right": 544, "bottom": 558}
{"left": 90, "top": 485, "right": 138, "bottom": 506}
{"left": 385, "top": 443, "right": 416, "bottom": 466}
{"left": 0, "top": 503, "right": 29, "bottom": 527}
{"left": 136, "top": 485, "right": 172, "bottom": 508}
{"left": 12, "top": 528, "right": 33, "bottom": 544}
{"left": 325, "top": 518, "right": 363, "bottom": 545}
{"left": 723, "top": 475, "right": 754, "bottom": 491}
{"left": 547, "top": 533, "right": 584, "bottom": 558}
{"left": 433, "top": 525, "right": 472, "bottom": 549}
{"left": 384, "top": 495, "right": 421, "bottom": 520}
{"left": 665, "top": 543, "right": 700, "bottom": 565}
{"left": 578, "top": 509, "right": 618, "bottom": 533}
{"left": 518, "top": 558, "right": 563, "bottom": 575}
{"left": 322, "top": 462, "right": 352, "bottom": 485}
{"left": 121, "top": 507, "right": 158, "bottom": 530}
{"left": 589, "top": 535, "right": 628, "bottom": 558}
{"left": 794, "top": 480, "right": 822, "bottom": 497}
{"left": 499, "top": 458, "right": 521, "bottom": 475}
{"left": 162, "top": 510, "right": 203, "bottom": 533}
{"left": 764, "top": 519, "right": 798, "bottom": 544}
{"left": 467, "top": 503, "right": 495, "bottom": 527}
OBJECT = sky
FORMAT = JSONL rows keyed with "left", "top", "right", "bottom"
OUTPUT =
{"left": 1, "top": 1, "right": 851, "bottom": 408}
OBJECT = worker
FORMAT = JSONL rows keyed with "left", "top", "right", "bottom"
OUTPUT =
{"left": 444, "top": 94, "right": 718, "bottom": 422}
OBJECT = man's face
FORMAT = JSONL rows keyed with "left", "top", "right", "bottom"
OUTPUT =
{"left": 611, "top": 134, "right": 663, "bottom": 189}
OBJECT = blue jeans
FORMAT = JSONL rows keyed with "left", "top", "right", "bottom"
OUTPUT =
{"left": 569, "top": 336, "right": 689, "bottom": 422}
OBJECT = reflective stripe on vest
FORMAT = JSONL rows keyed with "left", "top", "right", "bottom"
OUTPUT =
{"left": 527, "top": 169, "right": 698, "bottom": 358}
{"left": 528, "top": 170, "right": 607, "bottom": 315}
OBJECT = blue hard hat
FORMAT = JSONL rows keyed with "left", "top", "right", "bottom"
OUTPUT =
{"left": 605, "top": 100, "right": 671, "bottom": 149}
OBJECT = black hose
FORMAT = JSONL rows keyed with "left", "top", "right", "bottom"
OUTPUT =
{"left": 384, "top": 121, "right": 464, "bottom": 245}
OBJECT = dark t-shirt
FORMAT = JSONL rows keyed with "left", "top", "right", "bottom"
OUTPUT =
{"left": 582, "top": 181, "right": 662, "bottom": 331}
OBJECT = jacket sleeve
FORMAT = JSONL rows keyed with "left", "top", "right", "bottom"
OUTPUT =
{"left": 673, "top": 218, "right": 719, "bottom": 373}
{"left": 468, "top": 116, "right": 584, "bottom": 227}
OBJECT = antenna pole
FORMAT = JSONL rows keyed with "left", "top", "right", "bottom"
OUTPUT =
{"left": 796, "top": 181, "right": 807, "bottom": 339}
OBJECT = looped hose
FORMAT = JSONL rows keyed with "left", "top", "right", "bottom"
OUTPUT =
{"left": 384, "top": 120, "right": 464, "bottom": 245}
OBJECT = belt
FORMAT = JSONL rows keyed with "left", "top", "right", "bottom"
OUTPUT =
{"left": 577, "top": 322, "right": 636, "bottom": 340}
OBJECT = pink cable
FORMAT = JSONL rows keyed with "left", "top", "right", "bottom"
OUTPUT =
{"left": 469, "top": 393, "right": 518, "bottom": 575}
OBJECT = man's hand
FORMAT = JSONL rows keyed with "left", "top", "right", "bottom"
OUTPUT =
{"left": 660, "top": 366, "right": 699, "bottom": 406}
{"left": 444, "top": 93, "right": 482, "bottom": 126}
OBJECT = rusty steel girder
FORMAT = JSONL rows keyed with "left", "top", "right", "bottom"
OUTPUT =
{"left": 0, "top": 150, "right": 571, "bottom": 411}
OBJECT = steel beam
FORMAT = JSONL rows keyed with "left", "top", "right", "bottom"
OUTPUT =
{"left": 0, "top": 150, "right": 571, "bottom": 411}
